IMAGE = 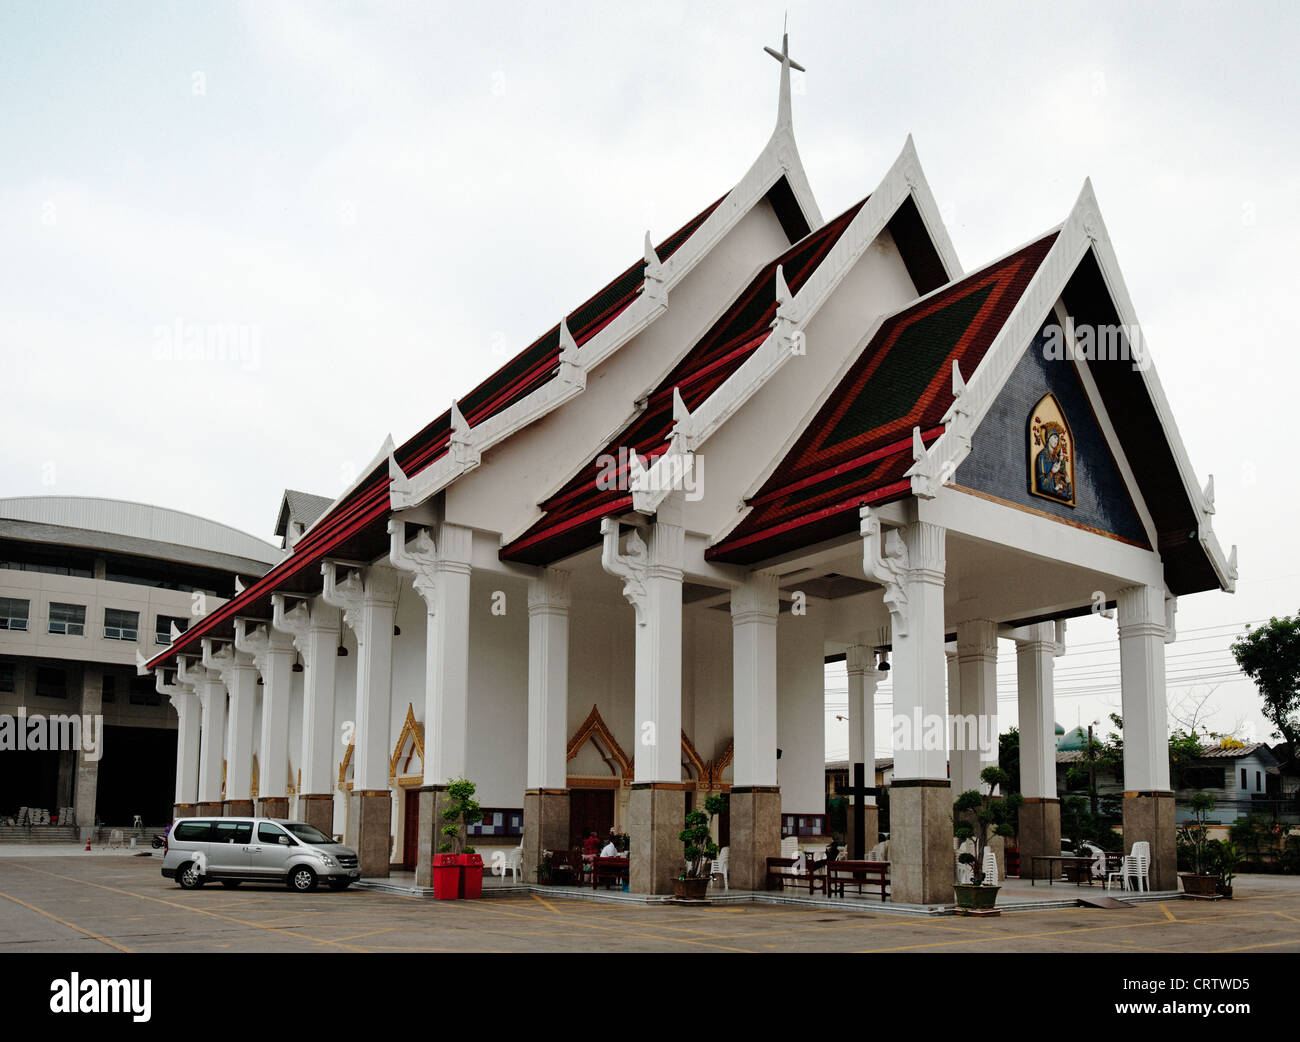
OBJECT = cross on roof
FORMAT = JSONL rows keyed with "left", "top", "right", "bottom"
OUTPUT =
{"left": 763, "top": 28, "right": 806, "bottom": 73}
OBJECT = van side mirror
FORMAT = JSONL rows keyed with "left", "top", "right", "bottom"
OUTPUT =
{"left": 278, "top": 835, "right": 292, "bottom": 845}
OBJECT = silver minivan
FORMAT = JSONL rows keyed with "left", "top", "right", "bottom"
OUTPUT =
{"left": 161, "top": 818, "right": 361, "bottom": 892}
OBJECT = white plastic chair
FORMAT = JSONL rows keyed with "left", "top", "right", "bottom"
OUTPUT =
{"left": 710, "top": 846, "right": 729, "bottom": 890}
{"left": 982, "top": 848, "right": 998, "bottom": 885}
{"left": 1130, "top": 841, "right": 1151, "bottom": 892}
{"left": 781, "top": 836, "right": 799, "bottom": 859}
{"left": 503, "top": 846, "right": 522, "bottom": 883}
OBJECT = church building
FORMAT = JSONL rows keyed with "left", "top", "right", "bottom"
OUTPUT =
{"left": 143, "top": 35, "right": 1237, "bottom": 903}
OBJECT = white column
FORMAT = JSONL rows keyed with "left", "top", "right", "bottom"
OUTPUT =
{"left": 845, "top": 644, "right": 878, "bottom": 805}
{"left": 956, "top": 619, "right": 999, "bottom": 794}
{"left": 1015, "top": 622, "right": 1057, "bottom": 799}
{"left": 1117, "top": 584, "right": 1171, "bottom": 791}
{"left": 323, "top": 561, "right": 399, "bottom": 792}
{"left": 601, "top": 496, "right": 685, "bottom": 783}
{"left": 888, "top": 521, "right": 948, "bottom": 781}
{"left": 731, "top": 572, "right": 779, "bottom": 787}
{"left": 272, "top": 595, "right": 340, "bottom": 797}
{"left": 945, "top": 644, "right": 963, "bottom": 789}
{"left": 160, "top": 676, "right": 200, "bottom": 807}
{"left": 203, "top": 639, "right": 259, "bottom": 803}
{"left": 180, "top": 658, "right": 226, "bottom": 806}
{"left": 236, "top": 618, "right": 296, "bottom": 804}
{"left": 388, "top": 521, "right": 474, "bottom": 785}
{"left": 527, "top": 568, "right": 571, "bottom": 790}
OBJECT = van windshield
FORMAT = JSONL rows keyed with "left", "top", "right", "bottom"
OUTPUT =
{"left": 285, "top": 823, "right": 334, "bottom": 844}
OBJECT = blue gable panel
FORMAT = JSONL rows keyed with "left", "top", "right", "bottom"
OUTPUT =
{"left": 953, "top": 321, "right": 1150, "bottom": 547}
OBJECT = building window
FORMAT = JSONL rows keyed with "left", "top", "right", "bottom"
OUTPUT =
{"left": 104, "top": 608, "right": 139, "bottom": 642}
{"left": 0, "top": 597, "right": 30, "bottom": 632}
{"left": 0, "top": 662, "right": 14, "bottom": 692}
{"left": 35, "top": 666, "right": 68, "bottom": 699}
{"left": 102, "top": 674, "right": 116, "bottom": 704}
{"left": 48, "top": 602, "right": 86, "bottom": 636}
{"left": 155, "top": 614, "right": 188, "bottom": 645}
{"left": 781, "top": 813, "right": 828, "bottom": 838}
{"left": 1257, "top": 771, "right": 1262, "bottom": 792}
{"left": 467, "top": 809, "right": 524, "bottom": 837}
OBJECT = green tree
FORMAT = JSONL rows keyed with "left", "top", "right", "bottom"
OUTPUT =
{"left": 998, "top": 727, "right": 1021, "bottom": 794}
{"left": 1231, "top": 615, "right": 1300, "bottom": 748}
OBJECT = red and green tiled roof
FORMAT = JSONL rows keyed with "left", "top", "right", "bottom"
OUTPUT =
{"left": 500, "top": 199, "right": 868, "bottom": 566}
{"left": 147, "top": 195, "right": 724, "bottom": 669}
{"left": 706, "top": 231, "right": 1059, "bottom": 565}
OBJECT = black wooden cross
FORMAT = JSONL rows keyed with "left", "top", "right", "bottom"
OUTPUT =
{"left": 844, "top": 762, "right": 877, "bottom": 860}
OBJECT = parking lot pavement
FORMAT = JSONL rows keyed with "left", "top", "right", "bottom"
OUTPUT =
{"left": 2, "top": 854, "right": 1299, "bottom": 954}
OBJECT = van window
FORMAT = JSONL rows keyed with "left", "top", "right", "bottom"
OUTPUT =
{"left": 173, "top": 822, "right": 213, "bottom": 841}
{"left": 258, "top": 823, "right": 290, "bottom": 844}
{"left": 212, "top": 821, "right": 252, "bottom": 844}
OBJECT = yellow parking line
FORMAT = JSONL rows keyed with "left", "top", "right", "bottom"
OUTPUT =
{"left": 531, "top": 893, "right": 562, "bottom": 914}
{"left": 0, "top": 888, "right": 133, "bottom": 953}
{"left": 1158, "top": 903, "right": 1178, "bottom": 922}
{"left": 1212, "top": 937, "right": 1300, "bottom": 952}
{"left": 5, "top": 863, "right": 367, "bottom": 952}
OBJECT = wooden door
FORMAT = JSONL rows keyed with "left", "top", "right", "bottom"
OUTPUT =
{"left": 569, "top": 788, "right": 615, "bottom": 849}
{"left": 401, "top": 789, "right": 420, "bottom": 871}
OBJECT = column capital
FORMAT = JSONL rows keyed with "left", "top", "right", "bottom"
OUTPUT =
{"left": 1014, "top": 621, "right": 1056, "bottom": 652}
{"left": 388, "top": 520, "right": 473, "bottom": 610}
{"left": 322, "top": 560, "right": 399, "bottom": 632}
{"left": 234, "top": 617, "right": 295, "bottom": 673}
{"left": 902, "top": 520, "right": 946, "bottom": 580}
{"left": 201, "top": 638, "right": 256, "bottom": 683}
{"left": 528, "top": 567, "right": 571, "bottom": 614}
{"left": 955, "top": 618, "right": 999, "bottom": 663}
{"left": 1116, "top": 583, "right": 1167, "bottom": 639}
{"left": 730, "top": 571, "right": 779, "bottom": 626}
{"left": 845, "top": 643, "right": 876, "bottom": 677}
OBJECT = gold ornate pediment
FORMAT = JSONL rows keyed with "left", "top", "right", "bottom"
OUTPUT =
{"left": 567, "top": 705, "right": 633, "bottom": 781}
{"left": 390, "top": 703, "right": 425, "bottom": 782}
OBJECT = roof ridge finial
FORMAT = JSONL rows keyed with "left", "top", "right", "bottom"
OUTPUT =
{"left": 764, "top": 19, "right": 805, "bottom": 131}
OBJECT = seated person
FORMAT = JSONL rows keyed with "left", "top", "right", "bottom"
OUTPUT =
{"left": 600, "top": 838, "right": 620, "bottom": 858}
{"left": 582, "top": 830, "right": 602, "bottom": 857}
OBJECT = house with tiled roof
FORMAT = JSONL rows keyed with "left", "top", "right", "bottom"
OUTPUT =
{"left": 140, "top": 31, "right": 1235, "bottom": 903}
{"left": 1057, "top": 737, "right": 1283, "bottom": 823}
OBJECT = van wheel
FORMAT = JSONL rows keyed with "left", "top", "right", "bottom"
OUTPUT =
{"left": 288, "top": 866, "right": 318, "bottom": 893}
{"left": 327, "top": 879, "right": 352, "bottom": 891}
{"left": 220, "top": 881, "right": 241, "bottom": 889}
{"left": 177, "top": 863, "right": 204, "bottom": 890}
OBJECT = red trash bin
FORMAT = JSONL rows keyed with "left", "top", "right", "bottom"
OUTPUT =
{"left": 432, "top": 853, "right": 461, "bottom": 900}
{"left": 458, "top": 852, "right": 484, "bottom": 899}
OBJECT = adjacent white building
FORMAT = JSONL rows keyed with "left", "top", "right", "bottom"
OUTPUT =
{"left": 0, "top": 496, "right": 281, "bottom": 835}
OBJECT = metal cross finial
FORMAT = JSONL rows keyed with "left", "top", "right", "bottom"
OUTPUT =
{"left": 763, "top": 25, "right": 806, "bottom": 73}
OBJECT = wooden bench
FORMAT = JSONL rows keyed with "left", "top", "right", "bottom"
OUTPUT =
{"left": 765, "top": 856, "right": 828, "bottom": 895}
{"left": 592, "top": 857, "right": 629, "bottom": 890}
{"left": 827, "top": 860, "right": 890, "bottom": 901}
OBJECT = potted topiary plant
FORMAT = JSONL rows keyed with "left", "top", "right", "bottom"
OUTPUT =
{"left": 1213, "top": 839, "right": 1240, "bottom": 899}
{"left": 952, "top": 766, "right": 1015, "bottom": 912}
{"left": 439, "top": 777, "right": 485, "bottom": 899}
{"left": 674, "top": 793, "right": 726, "bottom": 900}
{"left": 1178, "top": 792, "right": 1220, "bottom": 897}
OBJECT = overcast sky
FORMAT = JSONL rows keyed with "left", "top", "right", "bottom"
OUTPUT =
{"left": 2, "top": 1, "right": 1295, "bottom": 752}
